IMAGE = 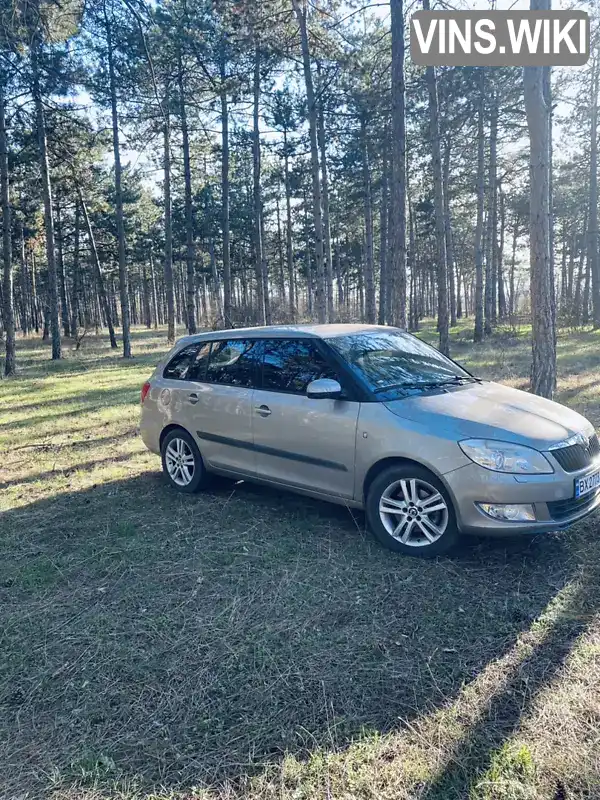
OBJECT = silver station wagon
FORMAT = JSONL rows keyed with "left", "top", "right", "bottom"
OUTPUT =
{"left": 140, "top": 325, "right": 600, "bottom": 556}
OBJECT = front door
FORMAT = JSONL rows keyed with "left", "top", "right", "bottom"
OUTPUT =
{"left": 251, "top": 339, "right": 359, "bottom": 499}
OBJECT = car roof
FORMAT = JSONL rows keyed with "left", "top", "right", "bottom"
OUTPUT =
{"left": 175, "top": 323, "right": 401, "bottom": 346}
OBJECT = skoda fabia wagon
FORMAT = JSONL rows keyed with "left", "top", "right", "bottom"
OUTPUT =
{"left": 140, "top": 325, "right": 600, "bottom": 556}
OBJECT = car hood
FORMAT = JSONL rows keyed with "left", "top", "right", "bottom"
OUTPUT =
{"left": 384, "top": 381, "right": 593, "bottom": 449}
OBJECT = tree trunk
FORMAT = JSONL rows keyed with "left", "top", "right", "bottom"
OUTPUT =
{"left": 559, "top": 225, "right": 568, "bottom": 313}
{"left": 276, "top": 195, "right": 286, "bottom": 302}
{"left": 378, "top": 138, "right": 389, "bottom": 324}
{"left": 31, "top": 34, "right": 61, "bottom": 359}
{"left": 524, "top": 0, "right": 556, "bottom": 398}
{"left": 361, "top": 117, "right": 376, "bottom": 323}
{"left": 149, "top": 251, "right": 159, "bottom": 329}
{"left": 0, "top": 78, "right": 15, "bottom": 375}
{"left": 573, "top": 216, "right": 587, "bottom": 327}
{"left": 442, "top": 137, "right": 456, "bottom": 327}
{"left": 408, "top": 193, "right": 419, "bottom": 330}
{"left": 177, "top": 51, "right": 196, "bottom": 335}
{"left": 316, "top": 62, "right": 334, "bottom": 321}
{"left": 31, "top": 250, "right": 40, "bottom": 332}
{"left": 19, "top": 226, "right": 30, "bottom": 335}
{"left": 163, "top": 102, "right": 175, "bottom": 343}
{"left": 583, "top": 250, "right": 591, "bottom": 324}
{"left": 131, "top": 285, "right": 138, "bottom": 326}
{"left": 71, "top": 201, "right": 81, "bottom": 339}
{"left": 423, "top": 0, "right": 449, "bottom": 355}
{"left": 390, "top": 0, "right": 407, "bottom": 329}
{"left": 567, "top": 228, "right": 576, "bottom": 309}
{"left": 497, "top": 186, "right": 507, "bottom": 318}
{"left": 545, "top": 66, "right": 556, "bottom": 339}
{"left": 252, "top": 44, "right": 267, "bottom": 325}
{"left": 304, "top": 195, "right": 313, "bottom": 316}
{"left": 509, "top": 215, "right": 519, "bottom": 317}
{"left": 291, "top": 0, "right": 326, "bottom": 323}
{"left": 474, "top": 69, "right": 485, "bottom": 343}
{"left": 42, "top": 300, "right": 49, "bottom": 341}
{"left": 175, "top": 267, "right": 183, "bottom": 325}
{"left": 78, "top": 189, "right": 118, "bottom": 348}
{"left": 485, "top": 88, "right": 498, "bottom": 334}
{"left": 142, "top": 264, "right": 151, "bottom": 328}
{"left": 210, "top": 239, "right": 223, "bottom": 322}
{"left": 335, "top": 233, "right": 344, "bottom": 310}
{"left": 283, "top": 126, "right": 295, "bottom": 319}
{"left": 55, "top": 201, "right": 70, "bottom": 338}
{"left": 589, "top": 53, "right": 600, "bottom": 328}
{"left": 259, "top": 201, "right": 270, "bottom": 323}
{"left": 104, "top": 1, "right": 131, "bottom": 357}
{"left": 220, "top": 53, "right": 232, "bottom": 326}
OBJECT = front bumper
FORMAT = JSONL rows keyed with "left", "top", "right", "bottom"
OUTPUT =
{"left": 443, "top": 462, "right": 600, "bottom": 536}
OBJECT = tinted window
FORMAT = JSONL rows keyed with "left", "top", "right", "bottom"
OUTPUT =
{"left": 206, "top": 339, "right": 261, "bottom": 387}
{"left": 327, "top": 331, "right": 470, "bottom": 398}
{"left": 164, "top": 343, "right": 202, "bottom": 380}
{"left": 188, "top": 343, "right": 212, "bottom": 381}
{"left": 262, "top": 339, "right": 338, "bottom": 394}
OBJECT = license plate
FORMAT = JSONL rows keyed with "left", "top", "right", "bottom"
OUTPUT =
{"left": 575, "top": 470, "right": 600, "bottom": 498}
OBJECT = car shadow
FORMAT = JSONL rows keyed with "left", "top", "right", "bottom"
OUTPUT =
{"left": 0, "top": 473, "right": 594, "bottom": 797}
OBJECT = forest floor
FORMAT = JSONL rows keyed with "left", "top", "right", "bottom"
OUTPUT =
{"left": 1, "top": 321, "right": 600, "bottom": 800}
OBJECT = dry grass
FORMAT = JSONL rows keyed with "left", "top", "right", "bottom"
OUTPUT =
{"left": 1, "top": 323, "right": 600, "bottom": 800}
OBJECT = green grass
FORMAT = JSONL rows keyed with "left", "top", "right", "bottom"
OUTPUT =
{"left": 1, "top": 323, "right": 600, "bottom": 800}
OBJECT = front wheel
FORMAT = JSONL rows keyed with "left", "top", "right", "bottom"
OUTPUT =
{"left": 160, "top": 428, "right": 209, "bottom": 494}
{"left": 366, "top": 464, "right": 459, "bottom": 557}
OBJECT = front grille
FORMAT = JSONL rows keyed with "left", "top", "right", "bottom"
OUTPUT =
{"left": 547, "top": 490, "right": 600, "bottom": 522}
{"left": 550, "top": 434, "right": 600, "bottom": 473}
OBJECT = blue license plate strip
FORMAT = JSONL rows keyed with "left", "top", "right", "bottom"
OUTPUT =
{"left": 575, "top": 470, "right": 600, "bottom": 498}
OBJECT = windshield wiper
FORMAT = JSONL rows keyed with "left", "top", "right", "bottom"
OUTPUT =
{"left": 438, "top": 376, "right": 483, "bottom": 385}
{"left": 374, "top": 376, "right": 482, "bottom": 394}
{"left": 374, "top": 380, "right": 448, "bottom": 393}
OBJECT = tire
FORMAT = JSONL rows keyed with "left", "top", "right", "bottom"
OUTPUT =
{"left": 366, "top": 464, "right": 459, "bottom": 557}
{"left": 160, "top": 428, "right": 209, "bottom": 494}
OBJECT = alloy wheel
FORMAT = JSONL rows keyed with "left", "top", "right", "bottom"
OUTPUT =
{"left": 165, "top": 437, "right": 196, "bottom": 487}
{"left": 379, "top": 477, "right": 449, "bottom": 547}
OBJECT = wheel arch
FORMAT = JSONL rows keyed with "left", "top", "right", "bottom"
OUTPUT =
{"left": 159, "top": 423, "right": 193, "bottom": 451}
{"left": 362, "top": 456, "right": 457, "bottom": 512}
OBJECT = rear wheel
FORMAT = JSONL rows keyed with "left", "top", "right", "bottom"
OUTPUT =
{"left": 366, "top": 464, "right": 459, "bottom": 557}
{"left": 160, "top": 428, "right": 209, "bottom": 494}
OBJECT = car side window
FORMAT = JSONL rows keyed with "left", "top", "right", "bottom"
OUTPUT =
{"left": 163, "top": 343, "right": 202, "bottom": 380}
{"left": 206, "top": 339, "right": 261, "bottom": 387}
{"left": 187, "top": 343, "right": 212, "bottom": 382}
{"left": 262, "top": 339, "right": 339, "bottom": 395}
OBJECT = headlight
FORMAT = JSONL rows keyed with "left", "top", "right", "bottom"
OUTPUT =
{"left": 459, "top": 439, "right": 554, "bottom": 474}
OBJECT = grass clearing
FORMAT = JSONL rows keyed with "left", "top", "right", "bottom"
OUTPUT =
{"left": 1, "top": 323, "right": 600, "bottom": 799}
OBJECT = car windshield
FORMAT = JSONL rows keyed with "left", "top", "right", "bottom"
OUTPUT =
{"left": 326, "top": 331, "right": 472, "bottom": 397}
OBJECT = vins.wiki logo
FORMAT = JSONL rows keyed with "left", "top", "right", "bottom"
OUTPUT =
{"left": 410, "top": 11, "right": 589, "bottom": 67}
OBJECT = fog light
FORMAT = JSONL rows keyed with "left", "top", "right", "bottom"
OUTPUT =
{"left": 478, "top": 503, "right": 536, "bottom": 522}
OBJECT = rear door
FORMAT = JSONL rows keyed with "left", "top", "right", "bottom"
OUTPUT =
{"left": 156, "top": 341, "right": 212, "bottom": 443}
{"left": 187, "top": 338, "right": 262, "bottom": 476}
{"left": 251, "top": 338, "right": 359, "bottom": 499}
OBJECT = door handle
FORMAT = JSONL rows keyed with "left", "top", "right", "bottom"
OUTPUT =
{"left": 188, "top": 393, "right": 199, "bottom": 405}
{"left": 255, "top": 404, "right": 271, "bottom": 417}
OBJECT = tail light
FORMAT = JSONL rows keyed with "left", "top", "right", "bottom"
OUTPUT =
{"left": 141, "top": 381, "right": 151, "bottom": 404}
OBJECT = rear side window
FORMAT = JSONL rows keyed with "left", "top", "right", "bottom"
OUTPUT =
{"left": 206, "top": 339, "right": 261, "bottom": 387}
{"left": 164, "top": 343, "right": 203, "bottom": 380}
{"left": 187, "top": 343, "right": 212, "bottom": 381}
{"left": 262, "top": 339, "right": 339, "bottom": 394}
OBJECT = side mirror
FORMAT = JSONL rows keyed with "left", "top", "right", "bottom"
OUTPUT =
{"left": 306, "top": 378, "right": 342, "bottom": 399}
